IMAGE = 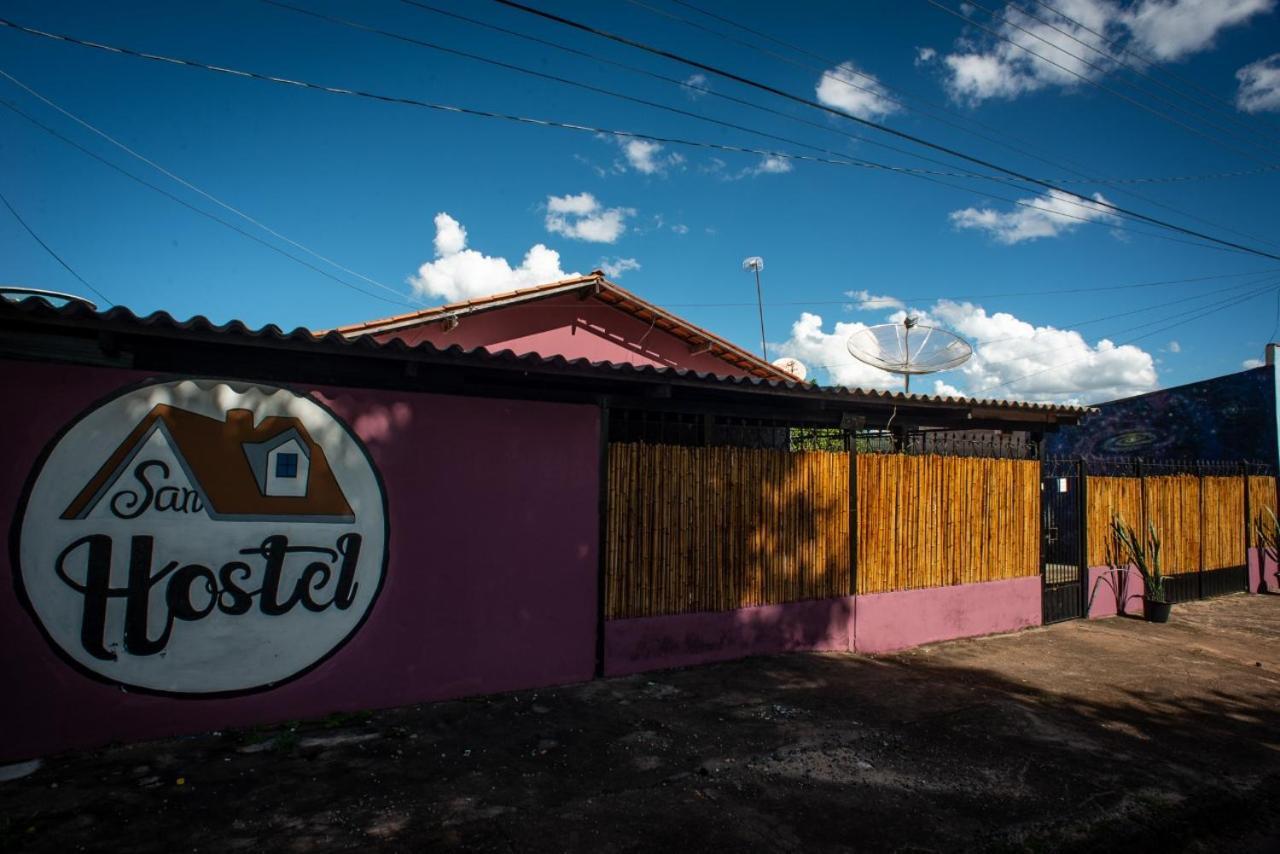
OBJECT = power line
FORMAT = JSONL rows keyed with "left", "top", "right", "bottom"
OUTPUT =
{"left": 2, "top": 14, "right": 1238, "bottom": 256}
{"left": 935, "top": 0, "right": 1280, "bottom": 164}
{"left": 487, "top": 1, "right": 1280, "bottom": 263}
{"left": 0, "top": 186, "right": 112, "bottom": 306}
{"left": 980, "top": 279, "right": 1280, "bottom": 395}
{"left": 810, "top": 272, "right": 1279, "bottom": 373}
{"left": 1026, "top": 0, "right": 1280, "bottom": 142}
{"left": 0, "top": 67, "right": 417, "bottom": 305}
{"left": 0, "top": 99, "right": 417, "bottom": 308}
{"left": 282, "top": 0, "right": 1217, "bottom": 243}
{"left": 4, "top": 11, "right": 1273, "bottom": 260}
{"left": 621, "top": 0, "right": 1280, "bottom": 251}
{"left": 925, "top": 0, "right": 1280, "bottom": 167}
{"left": 659, "top": 268, "right": 1280, "bottom": 308}
{"left": 665, "top": 0, "right": 1280, "bottom": 186}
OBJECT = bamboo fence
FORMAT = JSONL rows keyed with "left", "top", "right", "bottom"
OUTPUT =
{"left": 855, "top": 454, "right": 1039, "bottom": 594}
{"left": 1145, "top": 475, "right": 1202, "bottom": 575}
{"left": 605, "top": 443, "right": 850, "bottom": 620}
{"left": 1249, "top": 475, "right": 1278, "bottom": 547}
{"left": 1202, "top": 476, "right": 1244, "bottom": 570}
{"left": 1086, "top": 473, "right": 1252, "bottom": 572}
{"left": 1085, "top": 476, "right": 1143, "bottom": 567}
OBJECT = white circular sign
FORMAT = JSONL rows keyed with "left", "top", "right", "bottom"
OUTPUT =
{"left": 15, "top": 379, "right": 388, "bottom": 695}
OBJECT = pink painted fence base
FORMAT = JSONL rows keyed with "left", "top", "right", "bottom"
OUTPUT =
{"left": 853, "top": 575, "right": 1042, "bottom": 654}
{"left": 1249, "top": 547, "right": 1279, "bottom": 594}
{"left": 605, "top": 575, "right": 1044, "bottom": 675}
{"left": 604, "top": 597, "right": 856, "bottom": 677}
{"left": 1086, "top": 565, "right": 1145, "bottom": 618}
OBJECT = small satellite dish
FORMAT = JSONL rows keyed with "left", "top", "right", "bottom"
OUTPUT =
{"left": 772, "top": 356, "right": 808, "bottom": 381}
{"left": 846, "top": 316, "right": 972, "bottom": 393}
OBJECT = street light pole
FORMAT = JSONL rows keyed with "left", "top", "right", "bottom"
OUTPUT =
{"left": 742, "top": 256, "right": 766, "bottom": 359}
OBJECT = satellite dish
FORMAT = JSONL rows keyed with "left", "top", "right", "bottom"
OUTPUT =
{"left": 846, "top": 316, "right": 972, "bottom": 393}
{"left": 772, "top": 356, "right": 808, "bottom": 381}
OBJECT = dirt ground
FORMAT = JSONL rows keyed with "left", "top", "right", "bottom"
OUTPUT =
{"left": 4, "top": 595, "right": 1280, "bottom": 853}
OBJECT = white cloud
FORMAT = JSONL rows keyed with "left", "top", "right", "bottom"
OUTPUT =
{"left": 1236, "top": 53, "right": 1280, "bottom": 112}
{"left": 941, "top": 0, "right": 1274, "bottom": 105}
{"left": 815, "top": 61, "right": 900, "bottom": 120}
{"left": 1244, "top": 357, "right": 1265, "bottom": 368}
{"left": 915, "top": 46, "right": 938, "bottom": 66}
{"left": 1122, "top": 0, "right": 1274, "bottom": 61}
{"left": 544, "top": 192, "right": 635, "bottom": 243}
{"left": 744, "top": 154, "right": 794, "bottom": 177}
{"left": 681, "top": 73, "right": 710, "bottom": 99}
{"left": 671, "top": 223, "right": 689, "bottom": 235}
{"left": 546, "top": 192, "right": 598, "bottom": 216}
{"left": 949, "top": 188, "right": 1117, "bottom": 244}
{"left": 615, "top": 139, "right": 684, "bottom": 176}
{"left": 409, "top": 212, "right": 573, "bottom": 303}
{"left": 774, "top": 300, "right": 1158, "bottom": 404}
{"left": 845, "top": 289, "right": 906, "bottom": 311}
{"left": 598, "top": 257, "right": 641, "bottom": 278}
{"left": 1167, "top": 340, "right": 1181, "bottom": 352}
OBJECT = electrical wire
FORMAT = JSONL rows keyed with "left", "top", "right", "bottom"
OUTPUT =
{"left": 979, "top": 279, "right": 1280, "bottom": 394}
{"left": 1, "top": 14, "right": 1245, "bottom": 257}
{"left": 932, "top": 0, "right": 1280, "bottom": 164}
{"left": 619, "top": 0, "right": 1280, "bottom": 250}
{"left": 0, "top": 98, "right": 417, "bottom": 308}
{"left": 0, "top": 67, "right": 417, "bottom": 305}
{"left": 487, "top": 1, "right": 1280, "bottom": 263}
{"left": 664, "top": 0, "right": 1280, "bottom": 186}
{"left": 1026, "top": 0, "right": 1280, "bottom": 144}
{"left": 0, "top": 186, "right": 112, "bottom": 305}
{"left": 809, "top": 272, "right": 1279, "bottom": 373}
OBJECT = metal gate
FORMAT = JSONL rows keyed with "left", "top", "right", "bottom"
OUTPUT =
{"left": 1041, "top": 464, "right": 1084, "bottom": 623}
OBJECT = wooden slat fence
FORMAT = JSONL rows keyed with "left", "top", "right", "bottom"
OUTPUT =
{"left": 1085, "top": 476, "right": 1143, "bottom": 567}
{"left": 1085, "top": 473, "right": 1252, "bottom": 571}
{"left": 605, "top": 443, "right": 850, "bottom": 619}
{"left": 1202, "top": 477, "right": 1244, "bottom": 570}
{"left": 606, "top": 445, "right": 1039, "bottom": 618}
{"left": 1249, "top": 475, "right": 1278, "bottom": 546}
{"left": 1145, "top": 475, "right": 1202, "bottom": 575}
{"left": 855, "top": 454, "right": 1039, "bottom": 594}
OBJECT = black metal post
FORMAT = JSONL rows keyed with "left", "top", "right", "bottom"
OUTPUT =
{"left": 1197, "top": 461, "right": 1205, "bottom": 600}
{"left": 594, "top": 398, "right": 610, "bottom": 678}
{"left": 1077, "top": 457, "right": 1088, "bottom": 618}
{"left": 1243, "top": 461, "right": 1253, "bottom": 592}
{"left": 849, "top": 431, "right": 859, "bottom": 598}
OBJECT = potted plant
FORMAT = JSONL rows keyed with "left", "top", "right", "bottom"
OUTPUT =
{"left": 1110, "top": 514, "right": 1170, "bottom": 623}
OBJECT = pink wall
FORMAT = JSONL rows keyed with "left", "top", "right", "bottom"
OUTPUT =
{"left": 0, "top": 360, "right": 601, "bottom": 762}
{"left": 853, "top": 576, "right": 1042, "bottom": 654}
{"left": 604, "top": 597, "right": 856, "bottom": 677}
{"left": 604, "top": 575, "right": 1045, "bottom": 676}
{"left": 1086, "top": 565, "right": 1145, "bottom": 618}
{"left": 1249, "top": 547, "right": 1279, "bottom": 593}
{"left": 374, "top": 294, "right": 754, "bottom": 377}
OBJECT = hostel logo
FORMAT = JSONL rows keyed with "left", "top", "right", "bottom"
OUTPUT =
{"left": 15, "top": 379, "right": 388, "bottom": 695}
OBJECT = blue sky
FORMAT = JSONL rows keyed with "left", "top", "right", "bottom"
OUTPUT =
{"left": 3, "top": 0, "right": 1280, "bottom": 402}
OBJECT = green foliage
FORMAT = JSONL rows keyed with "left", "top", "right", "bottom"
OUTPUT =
{"left": 1111, "top": 514, "right": 1167, "bottom": 603}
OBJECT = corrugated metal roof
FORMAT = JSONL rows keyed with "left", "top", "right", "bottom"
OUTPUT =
{"left": 0, "top": 295, "right": 1092, "bottom": 416}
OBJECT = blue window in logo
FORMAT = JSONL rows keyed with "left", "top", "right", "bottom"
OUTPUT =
{"left": 275, "top": 452, "right": 299, "bottom": 479}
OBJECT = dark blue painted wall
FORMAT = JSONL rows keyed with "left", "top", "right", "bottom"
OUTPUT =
{"left": 1046, "top": 365, "right": 1278, "bottom": 468}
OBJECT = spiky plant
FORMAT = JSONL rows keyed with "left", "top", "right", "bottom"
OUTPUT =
{"left": 1111, "top": 514, "right": 1167, "bottom": 604}
{"left": 1255, "top": 506, "right": 1280, "bottom": 565}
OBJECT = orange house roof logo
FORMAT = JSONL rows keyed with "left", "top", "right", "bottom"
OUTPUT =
{"left": 15, "top": 379, "right": 388, "bottom": 696}
{"left": 62, "top": 404, "right": 355, "bottom": 522}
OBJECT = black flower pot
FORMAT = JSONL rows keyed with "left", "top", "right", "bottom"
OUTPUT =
{"left": 1143, "top": 598, "right": 1172, "bottom": 623}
